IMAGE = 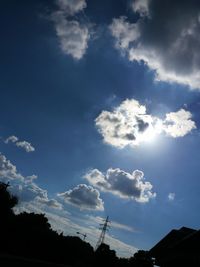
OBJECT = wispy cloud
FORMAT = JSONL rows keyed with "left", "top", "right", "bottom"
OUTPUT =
{"left": 56, "top": 0, "right": 87, "bottom": 16}
{"left": 0, "top": 152, "right": 62, "bottom": 210}
{"left": 36, "top": 197, "right": 63, "bottom": 210}
{"left": 0, "top": 151, "right": 138, "bottom": 257}
{"left": 5, "top": 135, "right": 35, "bottom": 152}
{"left": 168, "top": 192, "right": 175, "bottom": 201}
{"left": 85, "top": 215, "right": 137, "bottom": 233}
{"left": 15, "top": 141, "right": 35, "bottom": 152}
{"left": 14, "top": 193, "right": 137, "bottom": 258}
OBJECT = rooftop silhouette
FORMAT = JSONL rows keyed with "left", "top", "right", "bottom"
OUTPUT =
{"left": 149, "top": 226, "right": 200, "bottom": 266}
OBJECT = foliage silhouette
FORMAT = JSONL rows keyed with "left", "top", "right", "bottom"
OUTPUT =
{"left": 129, "top": 250, "right": 154, "bottom": 267}
{"left": 0, "top": 182, "right": 18, "bottom": 217}
{"left": 94, "top": 243, "right": 117, "bottom": 267}
{"left": 0, "top": 181, "right": 154, "bottom": 266}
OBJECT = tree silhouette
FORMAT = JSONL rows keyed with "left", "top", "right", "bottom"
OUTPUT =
{"left": 0, "top": 180, "right": 157, "bottom": 267}
{"left": 0, "top": 182, "right": 18, "bottom": 217}
{"left": 94, "top": 243, "right": 117, "bottom": 267}
{"left": 129, "top": 250, "right": 154, "bottom": 267}
{"left": 16, "top": 212, "right": 51, "bottom": 232}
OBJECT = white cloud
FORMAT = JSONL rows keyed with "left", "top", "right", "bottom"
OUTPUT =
{"left": 56, "top": 0, "right": 87, "bottom": 16}
{"left": 8, "top": 175, "right": 62, "bottom": 210}
{"left": 46, "top": 211, "right": 138, "bottom": 257}
{"left": 13, "top": 181, "right": 63, "bottom": 212}
{"left": 14, "top": 201, "right": 138, "bottom": 257}
{"left": 109, "top": 17, "right": 140, "bottom": 50}
{"left": 26, "top": 175, "right": 38, "bottom": 183}
{"left": 0, "top": 152, "right": 62, "bottom": 210}
{"left": 52, "top": 0, "right": 90, "bottom": 60}
{"left": 5, "top": 135, "right": 18, "bottom": 144}
{"left": 163, "top": 109, "right": 196, "bottom": 138}
{"left": 14, "top": 200, "right": 138, "bottom": 258}
{"left": 110, "top": 1, "right": 200, "bottom": 90}
{"left": 13, "top": 180, "right": 48, "bottom": 202}
{"left": 106, "top": 234, "right": 137, "bottom": 258}
{"left": 95, "top": 99, "right": 196, "bottom": 148}
{"left": 95, "top": 99, "right": 159, "bottom": 148}
{"left": 109, "top": 17, "right": 140, "bottom": 54}
{"left": 16, "top": 141, "right": 35, "bottom": 152}
{"left": 168, "top": 192, "right": 175, "bottom": 201}
{"left": 111, "top": 220, "right": 136, "bottom": 232}
{"left": 53, "top": 12, "right": 90, "bottom": 60}
{"left": 13, "top": 178, "right": 65, "bottom": 211}
{"left": 35, "top": 197, "right": 63, "bottom": 210}
{"left": 0, "top": 153, "right": 24, "bottom": 181}
{"left": 13, "top": 185, "right": 138, "bottom": 258}
{"left": 86, "top": 215, "right": 136, "bottom": 233}
{"left": 0, "top": 152, "right": 136, "bottom": 257}
{"left": 58, "top": 184, "right": 104, "bottom": 210}
{"left": 132, "top": 0, "right": 150, "bottom": 16}
{"left": 4, "top": 135, "right": 35, "bottom": 152}
{"left": 84, "top": 168, "right": 156, "bottom": 203}
{"left": 8, "top": 176, "right": 63, "bottom": 211}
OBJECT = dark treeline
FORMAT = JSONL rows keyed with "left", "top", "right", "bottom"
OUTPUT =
{"left": 0, "top": 182, "right": 153, "bottom": 267}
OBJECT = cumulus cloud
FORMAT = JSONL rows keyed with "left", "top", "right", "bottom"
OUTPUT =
{"left": 84, "top": 168, "right": 156, "bottom": 203}
{"left": 110, "top": 0, "right": 200, "bottom": 89}
{"left": 0, "top": 153, "right": 24, "bottom": 181}
{"left": 4, "top": 135, "right": 35, "bottom": 152}
{"left": 52, "top": 0, "right": 90, "bottom": 60}
{"left": 95, "top": 99, "right": 158, "bottom": 147}
{"left": 163, "top": 109, "right": 196, "bottom": 138}
{"left": 58, "top": 184, "right": 104, "bottom": 210}
{"left": 168, "top": 192, "right": 175, "bottom": 201}
{"left": 95, "top": 99, "right": 196, "bottom": 148}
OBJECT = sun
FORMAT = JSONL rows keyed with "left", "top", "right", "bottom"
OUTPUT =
{"left": 138, "top": 121, "right": 163, "bottom": 144}
{"left": 142, "top": 126, "right": 157, "bottom": 143}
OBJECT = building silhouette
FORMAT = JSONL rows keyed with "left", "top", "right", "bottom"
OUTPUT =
{"left": 149, "top": 226, "right": 200, "bottom": 266}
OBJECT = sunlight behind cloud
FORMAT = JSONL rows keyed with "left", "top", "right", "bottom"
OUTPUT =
{"left": 95, "top": 99, "right": 195, "bottom": 148}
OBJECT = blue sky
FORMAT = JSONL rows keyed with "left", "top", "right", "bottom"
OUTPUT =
{"left": 1, "top": 0, "right": 200, "bottom": 257}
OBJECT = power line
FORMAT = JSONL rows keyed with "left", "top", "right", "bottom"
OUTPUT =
{"left": 95, "top": 216, "right": 111, "bottom": 250}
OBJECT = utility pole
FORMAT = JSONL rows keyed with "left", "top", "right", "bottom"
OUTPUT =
{"left": 76, "top": 231, "right": 87, "bottom": 241}
{"left": 95, "top": 216, "right": 111, "bottom": 250}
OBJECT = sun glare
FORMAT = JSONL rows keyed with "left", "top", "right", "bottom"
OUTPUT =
{"left": 138, "top": 120, "right": 164, "bottom": 144}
